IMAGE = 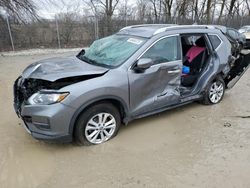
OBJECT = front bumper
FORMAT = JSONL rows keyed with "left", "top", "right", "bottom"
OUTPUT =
{"left": 19, "top": 102, "right": 76, "bottom": 143}
{"left": 13, "top": 76, "right": 76, "bottom": 143}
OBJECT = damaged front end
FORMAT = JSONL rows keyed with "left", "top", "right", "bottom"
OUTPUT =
{"left": 13, "top": 56, "right": 109, "bottom": 118}
{"left": 13, "top": 73, "right": 106, "bottom": 117}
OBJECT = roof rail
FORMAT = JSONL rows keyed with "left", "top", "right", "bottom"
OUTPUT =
{"left": 119, "top": 24, "right": 219, "bottom": 37}
{"left": 153, "top": 27, "right": 171, "bottom": 35}
{"left": 152, "top": 25, "right": 216, "bottom": 35}
{"left": 119, "top": 24, "right": 176, "bottom": 32}
{"left": 157, "top": 25, "right": 218, "bottom": 34}
{"left": 167, "top": 25, "right": 211, "bottom": 30}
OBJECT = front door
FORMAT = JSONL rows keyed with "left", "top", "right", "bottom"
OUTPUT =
{"left": 128, "top": 35, "right": 182, "bottom": 116}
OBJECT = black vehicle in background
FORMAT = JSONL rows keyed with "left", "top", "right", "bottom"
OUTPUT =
{"left": 210, "top": 25, "right": 246, "bottom": 56}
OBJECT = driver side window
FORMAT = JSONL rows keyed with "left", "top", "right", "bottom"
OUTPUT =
{"left": 141, "top": 36, "right": 181, "bottom": 64}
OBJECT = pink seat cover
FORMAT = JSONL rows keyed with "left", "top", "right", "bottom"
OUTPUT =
{"left": 186, "top": 46, "right": 205, "bottom": 63}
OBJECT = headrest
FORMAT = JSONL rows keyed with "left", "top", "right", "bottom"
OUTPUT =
{"left": 195, "top": 37, "right": 206, "bottom": 47}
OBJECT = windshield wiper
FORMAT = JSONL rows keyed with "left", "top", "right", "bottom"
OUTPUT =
{"left": 78, "top": 55, "right": 99, "bottom": 65}
{"left": 77, "top": 54, "right": 113, "bottom": 68}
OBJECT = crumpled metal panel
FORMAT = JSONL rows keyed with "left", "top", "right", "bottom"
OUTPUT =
{"left": 22, "top": 56, "right": 108, "bottom": 82}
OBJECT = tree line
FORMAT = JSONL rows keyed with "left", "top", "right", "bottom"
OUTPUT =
{"left": 0, "top": 0, "right": 250, "bottom": 51}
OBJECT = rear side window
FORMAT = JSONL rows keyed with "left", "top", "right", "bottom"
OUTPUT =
{"left": 141, "top": 36, "right": 181, "bottom": 64}
{"left": 208, "top": 35, "right": 222, "bottom": 50}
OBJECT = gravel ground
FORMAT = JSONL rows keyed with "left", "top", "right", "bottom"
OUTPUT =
{"left": 0, "top": 50, "right": 250, "bottom": 188}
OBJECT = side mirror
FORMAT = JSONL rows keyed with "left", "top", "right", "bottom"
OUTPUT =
{"left": 77, "top": 49, "right": 85, "bottom": 57}
{"left": 135, "top": 58, "right": 153, "bottom": 71}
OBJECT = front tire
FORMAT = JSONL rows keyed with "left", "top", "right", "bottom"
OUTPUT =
{"left": 202, "top": 76, "right": 225, "bottom": 105}
{"left": 74, "top": 103, "right": 121, "bottom": 145}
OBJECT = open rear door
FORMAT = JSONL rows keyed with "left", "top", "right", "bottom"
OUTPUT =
{"left": 224, "top": 50, "right": 250, "bottom": 89}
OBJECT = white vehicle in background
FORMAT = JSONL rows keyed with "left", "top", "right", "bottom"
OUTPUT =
{"left": 239, "top": 25, "right": 250, "bottom": 49}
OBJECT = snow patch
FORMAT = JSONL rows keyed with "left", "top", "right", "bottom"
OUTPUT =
{"left": 0, "top": 48, "right": 82, "bottom": 57}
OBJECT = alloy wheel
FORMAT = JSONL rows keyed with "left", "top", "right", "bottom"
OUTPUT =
{"left": 85, "top": 113, "right": 116, "bottom": 144}
{"left": 209, "top": 81, "right": 224, "bottom": 104}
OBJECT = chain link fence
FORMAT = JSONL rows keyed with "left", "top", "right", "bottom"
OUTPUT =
{"left": 0, "top": 17, "right": 97, "bottom": 52}
{"left": 1, "top": 15, "right": 250, "bottom": 52}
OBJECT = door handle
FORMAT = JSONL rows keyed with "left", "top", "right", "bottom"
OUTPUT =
{"left": 168, "top": 69, "right": 180, "bottom": 74}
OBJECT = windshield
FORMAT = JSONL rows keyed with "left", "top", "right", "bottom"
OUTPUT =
{"left": 77, "top": 35, "right": 146, "bottom": 67}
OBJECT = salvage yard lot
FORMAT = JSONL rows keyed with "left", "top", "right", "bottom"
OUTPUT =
{"left": 0, "top": 50, "right": 250, "bottom": 188}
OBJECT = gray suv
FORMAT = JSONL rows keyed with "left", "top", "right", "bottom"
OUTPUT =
{"left": 14, "top": 24, "right": 250, "bottom": 145}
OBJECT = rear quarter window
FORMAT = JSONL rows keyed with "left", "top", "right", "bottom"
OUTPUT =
{"left": 208, "top": 35, "right": 222, "bottom": 50}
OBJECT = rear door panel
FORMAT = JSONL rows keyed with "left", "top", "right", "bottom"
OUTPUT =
{"left": 153, "top": 61, "right": 182, "bottom": 107}
{"left": 224, "top": 50, "right": 250, "bottom": 88}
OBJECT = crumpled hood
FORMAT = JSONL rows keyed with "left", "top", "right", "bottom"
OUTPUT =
{"left": 22, "top": 56, "right": 108, "bottom": 82}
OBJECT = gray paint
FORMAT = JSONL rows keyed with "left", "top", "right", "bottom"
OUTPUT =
{"left": 14, "top": 25, "right": 247, "bottom": 142}
{"left": 22, "top": 56, "right": 108, "bottom": 82}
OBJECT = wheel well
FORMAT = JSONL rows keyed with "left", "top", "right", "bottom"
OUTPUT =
{"left": 72, "top": 99, "right": 127, "bottom": 137}
{"left": 91, "top": 99, "right": 126, "bottom": 120}
{"left": 214, "top": 72, "right": 225, "bottom": 81}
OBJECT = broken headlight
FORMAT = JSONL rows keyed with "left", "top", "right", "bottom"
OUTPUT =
{"left": 28, "top": 92, "right": 69, "bottom": 105}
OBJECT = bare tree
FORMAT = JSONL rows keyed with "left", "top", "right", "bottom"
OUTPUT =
{"left": 228, "top": 0, "right": 237, "bottom": 16}
{"left": 245, "top": 0, "right": 250, "bottom": 16}
{"left": 162, "top": 0, "right": 173, "bottom": 22}
{"left": 211, "top": 0, "right": 217, "bottom": 23}
{"left": 194, "top": 0, "right": 199, "bottom": 23}
{"left": 89, "top": 0, "right": 120, "bottom": 35}
{"left": 136, "top": 0, "right": 148, "bottom": 22}
{"left": 2, "top": 0, "right": 250, "bottom": 52}
{"left": 206, "top": 0, "right": 212, "bottom": 23}
{"left": 177, "top": 0, "right": 188, "bottom": 20}
{"left": 224, "top": 0, "right": 237, "bottom": 24}
{"left": 57, "top": 13, "right": 77, "bottom": 45}
{"left": 149, "top": 0, "right": 159, "bottom": 23}
{"left": 0, "top": 0, "right": 37, "bottom": 22}
{"left": 218, "top": 0, "right": 227, "bottom": 24}
{"left": 117, "top": 0, "right": 136, "bottom": 26}
{"left": 198, "top": 0, "right": 207, "bottom": 22}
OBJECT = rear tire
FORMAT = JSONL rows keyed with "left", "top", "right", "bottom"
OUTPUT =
{"left": 201, "top": 76, "right": 225, "bottom": 105}
{"left": 74, "top": 103, "right": 121, "bottom": 146}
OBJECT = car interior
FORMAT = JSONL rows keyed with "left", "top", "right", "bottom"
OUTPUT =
{"left": 180, "top": 34, "right": 210, "bottom": 92}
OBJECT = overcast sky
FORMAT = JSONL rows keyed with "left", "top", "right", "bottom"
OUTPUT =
{"left": 35, "top": 0, "right": 134, "bottom": 19}
{"left": 35, "top": 0, "right": 80, "bottom": 19}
